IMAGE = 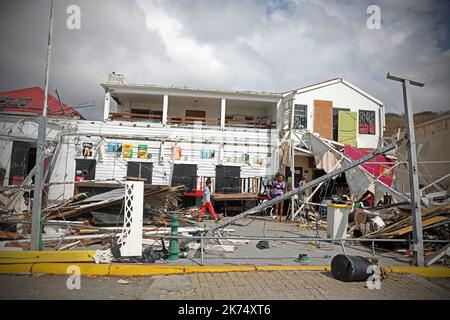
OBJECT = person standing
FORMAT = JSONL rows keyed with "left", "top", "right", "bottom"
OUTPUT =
{"left": 198, "top": 178, "right": 219, "bottom": 222}
{"left": 271, "top": 174, "right": 286, "bottom": 222}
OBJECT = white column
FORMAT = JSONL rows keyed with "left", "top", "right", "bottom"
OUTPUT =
{"left": 103, "top": 90, "right": 111, "bottom": 121}
{"left": 220, "top": 98, "right": 226, "bottom": 129}
{"left": 162, "top": 95, "right": 168, "bottom": 126}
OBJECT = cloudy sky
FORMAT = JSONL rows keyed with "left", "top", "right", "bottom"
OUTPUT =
{"left": 0, "top": 0, "right": 449, "bottom": 120}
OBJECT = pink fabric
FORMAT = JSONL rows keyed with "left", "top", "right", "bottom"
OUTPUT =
{"left": 344, "top": 145, "right": 396, "bottom": 187}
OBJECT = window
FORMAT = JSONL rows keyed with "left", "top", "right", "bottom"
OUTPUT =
{"left": 171, "top": 164, "right": 198, "bottom": 191}
{"left": 293, "top": 104, "right": 307, "bottom": 129}
{"left": 359, "top": 110, "right": 376, "bottom": 135}
{"left": 333, "top": 108, "right": 350, "bottom": 141}
{"left": 0, "top": 97, "right": 32, "bottom": 108}
{"left": 75, "top": 159, "right": 96, "bottom": 180}
{"left": 126, "top": 162, "right": 153, "bottom": 183}
{"left": 215, "top": 165, "right": 241, "bottom": 194}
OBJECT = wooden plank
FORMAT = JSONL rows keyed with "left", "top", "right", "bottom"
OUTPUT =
{"left": 314, "top": 100, "right": 333, "bottom": 140}
{"left": 363, "top": 203, "right": 450, "bottom": 238}
{"left": 0, "top": 231, "right": 24, "bottom": 240}
{"left": 212, "top": 193, "right": 259, "bottom": 200}
{"left": 382, "top": 216, "right": 448, "bottom": 237}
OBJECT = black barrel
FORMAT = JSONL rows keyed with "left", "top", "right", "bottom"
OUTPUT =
{"left": 331, "top": 254, "right": 374, "bottom": 282}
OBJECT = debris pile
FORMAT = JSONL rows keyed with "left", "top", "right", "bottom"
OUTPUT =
{"left": 0, "top": 184, "right": 192, "bottom": 251}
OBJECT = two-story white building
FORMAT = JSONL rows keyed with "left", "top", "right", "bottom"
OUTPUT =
{"left": 0, "top": 74, "right": 385, "bottom": 208}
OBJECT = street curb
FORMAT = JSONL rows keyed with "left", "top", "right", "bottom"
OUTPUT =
{"left": 0, "top": 250, "right": 96, "bottom": 264}
{"left": 384, "top": 266, "right": 450, "bottom": 278}
{"left": 0, "top": 263, "right": 449, "bottom": 277}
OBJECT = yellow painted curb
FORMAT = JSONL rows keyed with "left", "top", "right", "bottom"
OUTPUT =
{"left": 109, "top": 264, "right": 185, "bottom": 276}
{"left": 1, "top": 263, "right": 449, "bottom": 278}
{"left": 385, "top": 266, "right": 450, "bottom": 278}
{"left": 0, "top": 263, "right": 33, "bottom": 274}
{"left": 31, "top": 263, "right": 110, "bottom": 276}
{"left": 0, "top": 250, "right": 97, "bottom": 264}
{"left": 256, "top": 265, "right": 331, "bottom": 271}
{"left": 184, "top": 266, "right": 256, "bottom": 273}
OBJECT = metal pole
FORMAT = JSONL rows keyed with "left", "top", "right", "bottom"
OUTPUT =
{"left": 387, "top": 72, "right": 425, "bottom": 266}
{"left": 290, "top": 136, "right": 295, "bottom": 220}
{"left": 211, "top": 138, "right": 403, "bottom": 233}
{"left": 200, "top": 234, "right": 204, "bottom": 265}
{"left": 31, "top": 0, "right": 54, "bottom": 251}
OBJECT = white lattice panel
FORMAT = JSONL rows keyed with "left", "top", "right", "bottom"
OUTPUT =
{"left": 117, "top": 181, "right": 144, "bottom": 257}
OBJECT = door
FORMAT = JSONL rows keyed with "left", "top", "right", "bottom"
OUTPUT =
{"left": 337, "top": 111, "right": 357, "bottom": 146}
{"left": 285, "top": 166, "right": 303, "bottom": 187}
{"left": 171, "top": 164, "right": 197, "bottom": 191}
{"left": 127, "top": 161, "right": 153, "bottom": 183}
{"left": 9, "top": 141, "right": 34, "bottom": 185}
{"left": 314, "top": 100, "right": 333, "bottom": 140}
{"left": 215, "top": 165, "right": 241, "bottom": 194}
{"left": 333, "top": 108, "right": 350, "bottom": 141}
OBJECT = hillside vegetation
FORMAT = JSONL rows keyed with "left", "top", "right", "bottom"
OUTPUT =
{"left": 384, "top": 111, "right": 450, "bottom": 137}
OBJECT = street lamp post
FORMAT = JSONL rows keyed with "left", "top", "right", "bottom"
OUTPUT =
{"left": 30, "top": 0, "right": 54, "bottom": 251}
{"left": 387, "top": 72, "right": 425, "bottom": 266}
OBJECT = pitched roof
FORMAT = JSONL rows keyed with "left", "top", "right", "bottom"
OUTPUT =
{"left": 286, "top": 77, "right": 383, "bottom": 106}
{"left": 0, "top": 86, "right": 82, "bottom": 118}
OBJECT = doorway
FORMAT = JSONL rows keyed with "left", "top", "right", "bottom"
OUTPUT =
{"left": 9, "top": 141, "right": 37, "bottom": 185}
{"left": 215, "top": 165, "right": 241, "bottom": 194}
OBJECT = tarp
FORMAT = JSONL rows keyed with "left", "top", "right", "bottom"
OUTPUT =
{"left": 310, "top": 134, "right": 341, "bottom": 173}
{"left": 344, "top": 145, "right": 396, "bottom": 187}
{"left": 338, "top": 111, "right": 357, "bottom": 146}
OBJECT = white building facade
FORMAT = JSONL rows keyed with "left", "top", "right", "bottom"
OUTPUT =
{"left": 0, "top": 75, "right": 385, "bottom": 203}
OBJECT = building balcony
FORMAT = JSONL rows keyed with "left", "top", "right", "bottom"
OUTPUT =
{"left": 108, "top": 112, "right": 276, "bottom": 129}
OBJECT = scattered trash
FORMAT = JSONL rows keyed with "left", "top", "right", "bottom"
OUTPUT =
{"left": 295, "top": 254, "right": 310, "bottom": 263}
{"left": 117, "top": 279, "right": 129, "bottom": 285}
{"left": 256, "top": 240, "right": 270, "bottom": 250}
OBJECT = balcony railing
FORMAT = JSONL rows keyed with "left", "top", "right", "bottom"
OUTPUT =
{"left": 167, "top": 115, "right": 219, "bottom": 126}
{"left": 109, "top": 112, "right": 275, "bottom": 129}
{"left": 109, "top": 112, "right": 162, "bottom": 122}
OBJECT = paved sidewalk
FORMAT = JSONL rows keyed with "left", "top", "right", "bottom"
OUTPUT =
{"left": 1, "top": 271, "right": 449, "bottom": 300}
{"left": 151, "top": 271, "right": 450, "bottom": 300}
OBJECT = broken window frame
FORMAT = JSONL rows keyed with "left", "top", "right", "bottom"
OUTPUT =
{"left": 358, "top": 110, "right": 376, "bottom": 135}
{"left": 293, "top": 104, "right": 308, "bottom": 130}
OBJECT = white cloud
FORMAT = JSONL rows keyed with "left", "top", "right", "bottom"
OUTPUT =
{"left": 0, "top": 0, "right": 448, "bottom": 119}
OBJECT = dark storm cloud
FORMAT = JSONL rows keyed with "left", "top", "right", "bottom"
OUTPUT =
{"left": 0, "top": 0, "right": 449, "bottom": 120}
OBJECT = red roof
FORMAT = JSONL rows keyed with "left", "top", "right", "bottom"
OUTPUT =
{"left": 0, "top": 86, "right": 82, "bottom": 118}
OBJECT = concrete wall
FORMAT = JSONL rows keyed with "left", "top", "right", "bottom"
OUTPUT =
{"left": 395, "top": 116, "right": 450, "bottom": 193}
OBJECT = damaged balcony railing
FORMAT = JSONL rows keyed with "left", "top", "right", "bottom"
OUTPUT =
{"left": 108, "top": 112, "right": 276, "bottom": 129}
